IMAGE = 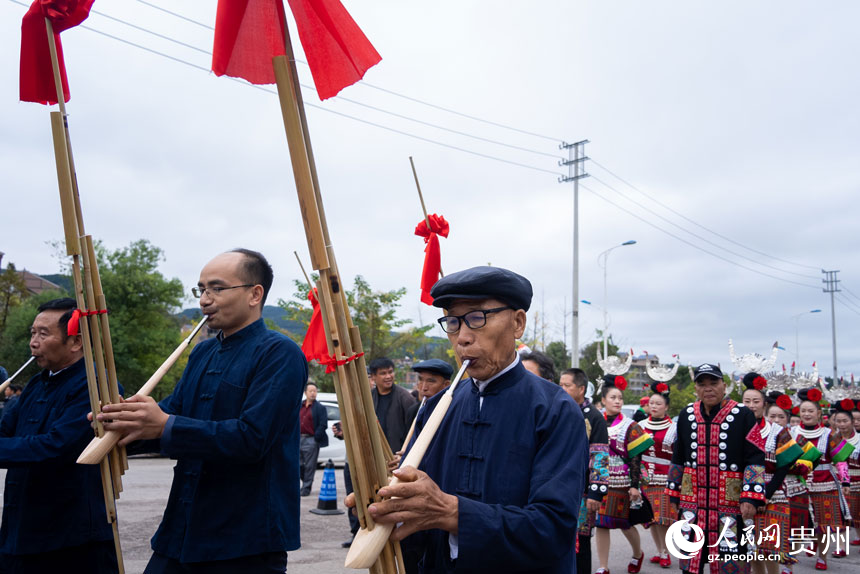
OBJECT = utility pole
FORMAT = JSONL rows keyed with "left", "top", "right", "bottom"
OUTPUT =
{"left": 822, "top": 270, "right": 840, "bottom": 382}
{"left": 559, "top": 139, "right": 589, "bottom": 368}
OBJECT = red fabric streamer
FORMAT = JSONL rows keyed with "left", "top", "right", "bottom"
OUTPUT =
{"left": 20, "top": 0, "right": 94, "bottom": 104}
{"left": 414, "top": 214, "right": 449, "bottom": 306}
{"left": 301, "top": 288, "right": 334, "bottom": 369}
{"left": 66, "top": 307, "right": 107, "bottom": 336}
{"left": 212, "top": 0, "right": 381, "bottom": 98}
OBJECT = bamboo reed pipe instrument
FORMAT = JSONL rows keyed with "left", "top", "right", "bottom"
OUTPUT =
{"left": 0, "top": 356, "right": 36, "bottom": 395}
{"left": 345, "top": 360, "right": 470, "bottom": 569}
{"left": 42, "top": 18, "right": 127, "bottom": 572}
{"left": 77, "top": 316, "right": 209, "bottom": 464}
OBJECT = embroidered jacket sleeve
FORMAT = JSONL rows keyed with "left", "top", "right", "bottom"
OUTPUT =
{"left": 625, "top": 422, "right": 653, "bottom": 490}
{"left": 587, "top": 412, "right": 610, "bottom": 502}
{"left": 830, "top": 434, "right": 854, "bottom": 485}
{"left": 764, "top": 427, "right": 805, "bottom": 498}
{"left": 666, "top": 415, "right": 686, "bottom": 502}
{"left": 740, "top": 408, "right": 767, "bottom": 506}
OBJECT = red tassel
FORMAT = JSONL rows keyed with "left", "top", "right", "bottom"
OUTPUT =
{"left": 301, "top": 288, "right": 335, "bottom": 371}
{"left": 414, "top": 214, "right": 449, "bottom": 306}
{"left": 20, "top": 0, "right": 94, "bottom": 104}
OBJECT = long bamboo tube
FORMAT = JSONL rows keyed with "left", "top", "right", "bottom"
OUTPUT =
{"left": 408, "top": 157, "right": 443, "bottom": 278}
{"left": 0, "top": 357, "right": 36, "bottom": 395}
{"left": 77, "top": 317, "right": 209, "bottom": 464}
{"left": 345, "top": 360, "right": 470, "bottom": 569}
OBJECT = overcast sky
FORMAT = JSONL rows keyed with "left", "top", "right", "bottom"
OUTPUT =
{"left": 2, "top": 1, "right": 859, "bottom": 380}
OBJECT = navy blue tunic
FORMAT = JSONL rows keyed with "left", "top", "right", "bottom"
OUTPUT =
{"left": 0, "top": 358, "right": 114, "bottom": 554}
{"left": 147, "top": 318, "right": 307, "bottom": 563}
{"left": 405, "top": 361, "right": 587, "bottom": 573}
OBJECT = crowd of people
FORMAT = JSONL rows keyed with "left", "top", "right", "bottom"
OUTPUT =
{"left": 0, "top": 253, "right": 857, "bottom": 574}
{"left": 519, "top": 348, "right": 860, "bottom": 574}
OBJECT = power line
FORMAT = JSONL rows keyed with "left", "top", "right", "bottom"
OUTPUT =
{"left": 131, "top": 0, "right": 564, "bottom": 143}
{"left": 68, "top": 3, "right": 565, "bottom": 161}
{"left": 589, "top": 175, "right": 821, "bottom": 281}
{"left": 836, "top": 295, "right": 860, "bottom": 317}
{"left": 841, "top": 286, "right": 860, "bottom": 305}
{"left": 579, "top": 182, "right": 821, "bottom": 291}
{"left": 590, "top": 159, "right": 822, "bottom": 272}
{"left": 6, "top": 4, "right": 563, "bottom": 177}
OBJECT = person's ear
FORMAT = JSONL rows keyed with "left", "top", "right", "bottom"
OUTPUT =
{"left": 512, "top": 309, "right": 527, "bottom": 339}
{"left": 248, "top": 285, "right": 264, "bottom": 309}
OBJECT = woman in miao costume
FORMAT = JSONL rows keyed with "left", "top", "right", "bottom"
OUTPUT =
{"left": 830, "top": 397, "right": 860, "bottom": 553}
{"left": 792, "top": 385, "right": 855, "bottom": 570}
{"left": 594, "top": 375, "right": 654, "bottom": 574}
{"left": 739, "top": 370, "right": 807, "bottom": 574}
{"left": 640, "top": 355, "right": 680, "bottom": 569}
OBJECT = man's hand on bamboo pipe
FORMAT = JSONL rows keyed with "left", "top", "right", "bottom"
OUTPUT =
{"left": 368, "top": 466, "right": 458, "bottom": 540}
{"left": 92, "top": 395, "right": 170, "bottom": 446}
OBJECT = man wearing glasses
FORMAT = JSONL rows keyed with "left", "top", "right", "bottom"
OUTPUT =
{"left": 364, "top": 266, "right": 588, "bottom": 574}
{"left": 98, "top": 249, "right": 307, "bottom": 574}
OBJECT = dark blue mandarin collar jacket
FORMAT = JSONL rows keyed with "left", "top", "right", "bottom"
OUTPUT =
{"left": 405, "top": 361, "right": 588, "bottom": 573}
{"left": 149, "top": 318, "right": 307, "bottom": 563}
{"left": 0, "top": 358, "right": 114, "bottom": 554}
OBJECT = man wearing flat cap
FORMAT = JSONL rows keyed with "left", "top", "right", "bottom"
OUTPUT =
{"left": 366, "top": 266, "right": 588, "bottom": 573}
{"left": 407, "top": 359, "right": 454, "bottom": 423}
{"left": 667, "top": 364, "right": 765, "bottom": 574}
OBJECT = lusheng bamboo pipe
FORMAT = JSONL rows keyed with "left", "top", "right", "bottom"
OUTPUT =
{"left": 77, "top": 316, "right": 209, "bottom": 464}
{"left": 0, "top": 356, "right": 36, "bottom": 395}
{"left": 345, "top": 360, "right": 471, "bottom": 569}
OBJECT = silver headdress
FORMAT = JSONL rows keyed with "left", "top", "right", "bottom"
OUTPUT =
{"left": 644, "top": 353, "right": 680, "bottom": 383}
{"left": 728, "top": 339, "right": 779, "bottom": 375}
{"left": 597, "top": 346, "right": 633, "bottom": 376}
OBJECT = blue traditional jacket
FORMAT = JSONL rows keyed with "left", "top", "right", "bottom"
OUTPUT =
{"left": 147, "top": 318, "right": 307, "bottom": 563}
{"left": 0, "top": 358, "right": 114, "bottom": 554}
{"left": 405, "top": 361, "right": 587, "bottom": 573}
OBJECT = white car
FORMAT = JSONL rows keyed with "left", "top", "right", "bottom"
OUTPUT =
{"left": 315, "top": 392, "right": 346, "bottom": 466}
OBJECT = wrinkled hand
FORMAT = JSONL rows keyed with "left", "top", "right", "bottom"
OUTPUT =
{"left": 96, "top": 395, "right": 169, "bottom": 446}
{"left": 739, "top": 502, "right": 756, "bottom": 521}
{"left": 367, "top": 466, "right": 458, "bottom": 540}
{"left": 586, "top": 498, "right": 601, "bottom": 513}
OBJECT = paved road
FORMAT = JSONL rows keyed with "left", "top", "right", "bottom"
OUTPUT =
{"left": 4, "top": 458, "right": 859, "bottom": 573}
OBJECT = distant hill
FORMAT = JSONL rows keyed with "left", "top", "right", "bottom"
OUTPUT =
{"left": 35, "top": 274, "right": 72, "bottom": 293}
{"left": 179, "top": 305, "right": 305, "bottom": 336}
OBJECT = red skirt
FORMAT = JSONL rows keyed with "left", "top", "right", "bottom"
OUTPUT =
{"left": 810, "top": 490, "right": 841, "bottom": 534}
{"left": 642, "top": 484, "right": 674, "bottom": 527}
{"left": 755, "top": 502, "right": 792, "bottom": 560}
{"left": 789, "top": 493, "right": 810, "bottom": 530}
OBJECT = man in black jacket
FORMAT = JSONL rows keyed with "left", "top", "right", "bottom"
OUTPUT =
{"left": 299, "top": 382, "right": 328, "bottom": 496}
{"left": 370, "top": 358, "right": 417, "bottom": 453}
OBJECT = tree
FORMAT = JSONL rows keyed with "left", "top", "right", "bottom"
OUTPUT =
{"left": 0, "top": 263, "right": 29, "bottom": 332}
{"left": 278, "top": 275, "right": 438, "bottom": 391}
{"left": 95, "top": 240, "right": 186, "bottom": 397}
{"left": 545, "top": 341, "right": 571, "bottom": 377}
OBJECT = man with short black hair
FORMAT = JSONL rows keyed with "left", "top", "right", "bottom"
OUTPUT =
{"left": 521, "top": 350, "right": 557, "bottom": 382}
{"left": 0, "top": 297, "right": 118, "bottom": 572}
{"left": 299, "top": 381, "right": 328, "bottom": 496}
{"left": 99, "top": 250, "right": 306, "bottom": 574}
{"left": 559, "top": 367, "right": 609, "bottom": 574}
{"left": 370, "top": 357, "right": 417, "bottom": 453}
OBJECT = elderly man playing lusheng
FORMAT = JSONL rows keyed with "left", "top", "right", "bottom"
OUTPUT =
{"left": 0, "top": 298, "right": 118, "bottom": 573}
{"left": 364, "top": 266, "right": 588, "bottom": 574}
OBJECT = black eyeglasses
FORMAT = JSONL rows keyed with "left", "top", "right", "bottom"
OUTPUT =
{"left": 437, "top": 306, "right": 513, "bottom": 333}
{"left": 191, "top": 284, "right": 254, "bottom": 299}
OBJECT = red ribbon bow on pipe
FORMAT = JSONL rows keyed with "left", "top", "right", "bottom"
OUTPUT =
{"left": 66, "top": 308, "right": 107, "bottom": 337}
{"left": 212, "top": 0, "right": 381, "bottom": 99}
{"left": 20, "top": 0, "right": 94, "bottom": 104}
{"left": 414, "top": 214, "right": 449, "bottom": 306}
{"left": 300, "top": 289, "right": 365, "bottom": 373}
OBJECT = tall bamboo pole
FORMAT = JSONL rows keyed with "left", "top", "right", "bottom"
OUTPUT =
{"left": 45, "top": 18, "right": 125, "bottom": 573}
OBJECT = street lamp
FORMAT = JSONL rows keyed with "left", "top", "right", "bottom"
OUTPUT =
{"left": 597, "top": 240, "right": 637, "bottom": 359}
{"left": 791, "top": 309, "right": 821, "bottom": 367}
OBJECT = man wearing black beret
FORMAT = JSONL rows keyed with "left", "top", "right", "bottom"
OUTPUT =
{"left": 367, "top": 266, "right": 588, "bottom": 573}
